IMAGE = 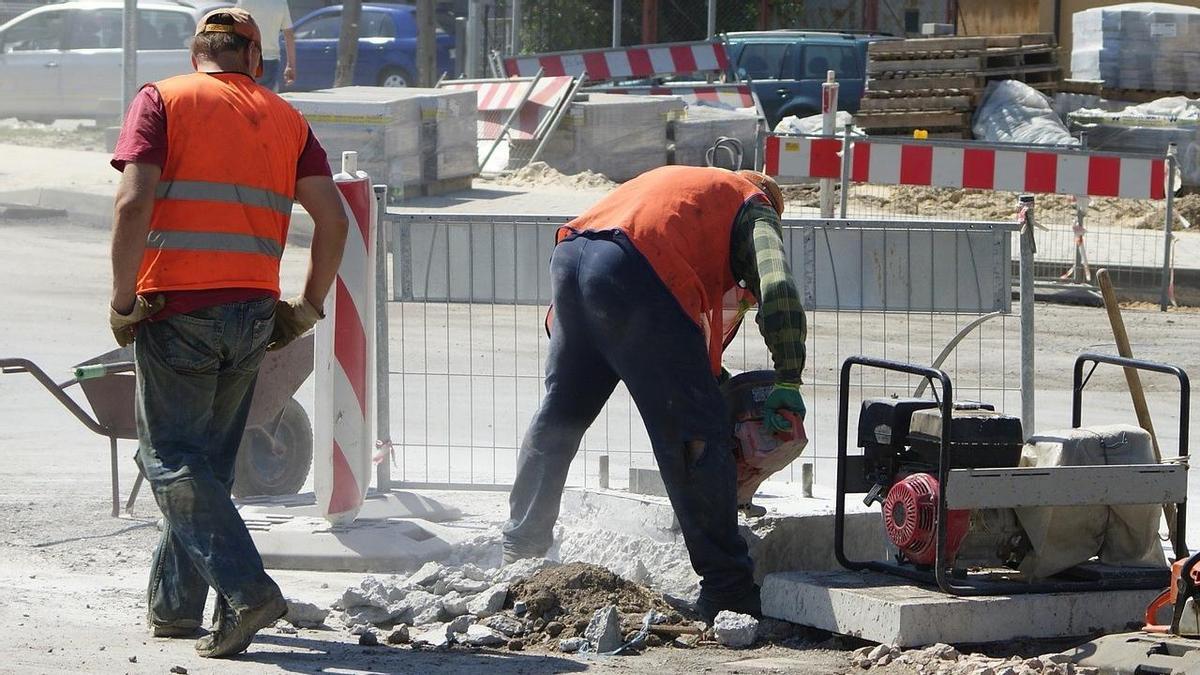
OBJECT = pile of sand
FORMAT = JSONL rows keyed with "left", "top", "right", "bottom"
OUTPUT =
{"left": 488, "top": 162, "right": 616, "bottom": 190}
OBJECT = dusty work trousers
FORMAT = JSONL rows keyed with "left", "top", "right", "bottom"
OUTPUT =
{"left": 503, "top": 232, "right": 756, "bottom": 605}
{"left": 133, "top": 297, "right": 282, "bottom": 628}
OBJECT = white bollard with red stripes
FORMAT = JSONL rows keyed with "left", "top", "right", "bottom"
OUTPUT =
{"left": 314, "top": 151, "right": 377, "bottom": 525}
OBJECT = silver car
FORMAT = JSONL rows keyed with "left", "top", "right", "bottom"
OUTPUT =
{"left": 0, "top": 0, "right": 229, "bottom": 120}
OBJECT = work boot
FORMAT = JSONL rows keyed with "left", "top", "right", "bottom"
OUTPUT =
{"left": 696, "top": 585, "right": 763, "bottom": 625}
{"left": 150, "top": 619, "right": 202, "bottom": 638}
{"left": 194, "top": 594, "right": 286, "bottom": 658}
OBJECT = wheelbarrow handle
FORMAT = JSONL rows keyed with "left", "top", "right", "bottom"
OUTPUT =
{"left": 75, "top": 362, "right": 134, "bottom": 381}
{"left": 0, "top": 357, "right": 108, "bottom": 436}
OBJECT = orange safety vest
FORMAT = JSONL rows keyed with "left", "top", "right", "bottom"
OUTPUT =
{"left": 136, "top": 72, "right": 310, "bottom": 296}
{"left": 558, "top": 166, "right": 771, "bottom": 375}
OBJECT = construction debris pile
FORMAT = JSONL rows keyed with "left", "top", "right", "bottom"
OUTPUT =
{"left": 852, "top": 643, "right": 1101, "bottom": 675}
{"left": 315, "top": 559, "right": 730, "bottom": 654}
{"left": 860, "top": 34, "right": 1060, "bottom": 138}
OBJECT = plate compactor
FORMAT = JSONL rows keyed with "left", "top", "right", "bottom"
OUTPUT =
{"left": 836, "top": 353, "right": 1189, "bottom": 596}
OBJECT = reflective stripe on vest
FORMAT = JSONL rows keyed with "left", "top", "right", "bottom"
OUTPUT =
{"left": 156, "top": 180, "right": 293, "bottom": 217}
{"left": 146, "top": 229, "right": 284, "bottom": 258}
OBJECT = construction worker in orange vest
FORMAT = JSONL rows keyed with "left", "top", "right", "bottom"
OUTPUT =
{"left": 503, "top": 166, "right": 807, "bottom": 623}
{"left": 108, "top": 8, "right": 348, "bottom": 658}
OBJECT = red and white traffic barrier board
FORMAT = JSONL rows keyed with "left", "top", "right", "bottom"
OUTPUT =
{"left": 503, "top": 40, "right": 729, "bottom": 82}
{"left": 315, "top": 152, "right": 376, "bottom": 525}
{"left": 441, "top": 76, "right": 575, "bottom": 140}
{"left": 598, "top": 83, "right": 754, "bottom": 109}
{"left": 764, "top": 135, "right": 1168, "bottom": 200}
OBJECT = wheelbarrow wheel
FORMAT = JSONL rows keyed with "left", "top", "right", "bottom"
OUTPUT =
{"left": 232, "top": 398, "right": 313, "bottom": 498}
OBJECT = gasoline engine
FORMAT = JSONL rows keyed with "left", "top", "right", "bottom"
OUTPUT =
{"left": 854, "top": 397, "right": 1028, "bottom": 569}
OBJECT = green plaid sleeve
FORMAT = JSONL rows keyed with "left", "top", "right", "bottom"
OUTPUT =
{"left": 729, "top": 201, "right": 807, "bottom": 384}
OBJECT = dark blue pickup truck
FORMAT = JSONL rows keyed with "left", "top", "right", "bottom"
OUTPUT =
{"left": 724, "top": 30, "right": 896, "bottom": 128}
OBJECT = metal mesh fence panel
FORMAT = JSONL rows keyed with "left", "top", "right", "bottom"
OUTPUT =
{"left": 385, "top": 212, "right": 1018, "bottom": 492}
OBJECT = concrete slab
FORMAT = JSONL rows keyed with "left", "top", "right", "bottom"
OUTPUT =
{"left": 559, "top": 486, "right": 886, "bottom": 583}
{"left": 236, "top": 489, "right": 462, "bottom": 523}
{"left": 243, "top": 513, "right": 471, "bottom": 573}
{"left": 761, "top": 570, "right": 1160, "bottom": 647}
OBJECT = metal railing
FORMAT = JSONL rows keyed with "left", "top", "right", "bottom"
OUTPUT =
{"left": 381, "top": 211, "right": 1021, "bottom": 491}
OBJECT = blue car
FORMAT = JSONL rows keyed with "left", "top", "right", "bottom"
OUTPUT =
{"left": 287, "top": 3, "right": 455, "bottom": 91}
{"left": 724, "top": 31, "right": 896, "bottom": 128}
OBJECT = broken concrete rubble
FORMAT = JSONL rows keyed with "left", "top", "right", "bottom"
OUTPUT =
{"left": 466, "top": 583, "right": 509, "bottom": 618}
{"left": 284, "top": 598, "right": 329, "bottom": 628}
{"left": 852, "top": 643, "right": 1102, "bottom": 675}
{"left": 462, "top": 624, "right": 506, "bottom": 647}
{"left": 584, "top": 606, "right": 622, "bottom": 653}
{"left": 712, "top": 611, "right": 758, "bottom": 648}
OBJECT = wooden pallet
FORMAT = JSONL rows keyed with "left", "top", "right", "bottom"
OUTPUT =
{"left": 858, "top": 95, "right": 973, "bottom": 112}
{"left": 1060, "top": 80, "right": 1200, "bottom": 103}
{"left": 868, "top": 34, "right": 1056, "bottom": 59}
{"left": 855, "top": 110, "right": 972, "bottom": 130}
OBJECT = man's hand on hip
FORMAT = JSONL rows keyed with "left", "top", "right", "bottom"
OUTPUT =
{"left": 268, "top": 295, "right": 323, "bottom": 351}
{"left": 763, "top": 381, "right": 806, "bottom": 434}
{"left": 109, "top": 295, "right": 165, "bottom": 347}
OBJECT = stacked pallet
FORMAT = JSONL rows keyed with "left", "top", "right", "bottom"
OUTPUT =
{"left": 860, "top": 34, "right": 1060, "bottom": 138}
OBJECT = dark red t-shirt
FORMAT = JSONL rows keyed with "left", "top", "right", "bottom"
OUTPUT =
{"left": 111, "top": 79, "right": 333, "bottom": 319}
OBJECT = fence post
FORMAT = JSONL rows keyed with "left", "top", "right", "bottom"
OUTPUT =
{"left": 1019, "top": 194, "right": 1037, "bottom": 438}
{"left": 612, "top": 0, "right": 622, "bottom": 48}
{"left": 510, "top": 0, "right": 522, "bottom": 55}
{"left": 819, "top": 71, "right": 839, "bottom": 218}
{"left": 374, "top": 184, "right": 392, "bottom": 493}
{"left": 1162, "top": 143, "right": 1177, "bottom": 311}
{"left": 839, "top": 122, "right": 852, "bottom": 218}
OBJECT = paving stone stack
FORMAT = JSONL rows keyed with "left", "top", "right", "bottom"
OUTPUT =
{"left": 1072, "top": 3, "right": 1200, "bottom": 97}
{"left": 860, "top": 34, "right": 1060, "bottom": 138}
{"left": 508, "top": 93, "right": 684, "bottom": 182}
{"left": 669, "top": 106, "right": 759, "bottom": 170}
{"left": 282, "top": 86, "right": 477, "bottom": 200}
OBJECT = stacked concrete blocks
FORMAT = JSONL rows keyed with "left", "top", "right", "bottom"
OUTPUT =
{"left": 282, "top": 86, "right": 477, "bottom": 200}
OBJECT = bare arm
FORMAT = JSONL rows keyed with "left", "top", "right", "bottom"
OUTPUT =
{"left": 110, "top": 163, "right": 161, "bottom": 313}
{"left": 283, "top": 28, "right": 296, "bottom": 83}
{"left": 294, "top": 175, "right": 349, "bottom": 310}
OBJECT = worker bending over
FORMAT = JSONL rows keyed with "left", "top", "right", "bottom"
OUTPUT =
{"left": 503, "top": 166, "right": 807, "bottom": 621}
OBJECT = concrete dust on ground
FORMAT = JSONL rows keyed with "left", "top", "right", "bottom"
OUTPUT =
{"left": 0, "top": 118, "right": 107, "bottom": 152}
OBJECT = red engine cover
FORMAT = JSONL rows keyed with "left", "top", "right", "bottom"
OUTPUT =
{"left": 882, "top": 473, "right": 970, "bottom": 566}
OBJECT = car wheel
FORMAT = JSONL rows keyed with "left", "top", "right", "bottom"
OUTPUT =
{"left": 378, "top": 67, "right": 412, "bottom": 87}
{"left": 231, "top": 398, "right": 313, "bottom": 498}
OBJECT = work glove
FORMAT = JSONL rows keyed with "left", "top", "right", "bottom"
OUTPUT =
{"left": 109, "top": 295, "right": 165, "bottom": 347}
{"left": 268, "top": 295, "right": 323, "bottom": 351}
{"left": 763, "top": 382, "right": 806, "bottom": 434}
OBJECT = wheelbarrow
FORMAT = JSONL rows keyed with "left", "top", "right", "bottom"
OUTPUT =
{"left": 0, "top": 335, "right": 315, "bottom": 517}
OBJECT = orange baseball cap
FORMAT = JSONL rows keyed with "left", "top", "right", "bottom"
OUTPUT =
{"left": 195, "top": 7, "right": 263, "bottom": 77}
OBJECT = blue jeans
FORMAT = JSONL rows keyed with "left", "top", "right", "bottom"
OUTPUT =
{"left": 503, "top": 232, "right": 756, "bottom": 604}
{"left": 134, "top": 297, "right": 282, "bottom": 627}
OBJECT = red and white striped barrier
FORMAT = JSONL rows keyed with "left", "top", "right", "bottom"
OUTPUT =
{"left": 315, "top": 152, "right": 376, "bottom": 525}
{"left": 441, "top": 76, "right": 575, "bottom": 140}
{"left": 595, "top": 83, "right": 754, "bottom": 109}
{"left": 504, "top": 40, "right": 729, "bottom": 82}
{"left": 763, "top": 135, "right": 1168, "bottom": 200}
